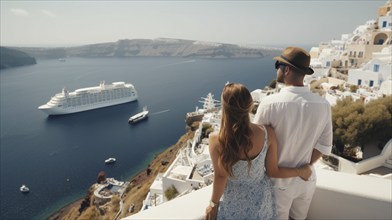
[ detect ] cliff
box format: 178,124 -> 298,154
0,47 -> 37,69
15,38 -> 281,59
47,130 -> 196,220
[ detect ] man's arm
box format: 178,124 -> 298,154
310,149 -> 323,165
253,102 -> 270,125
312,104 -> 333,163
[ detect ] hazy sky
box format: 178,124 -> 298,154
0,1 -> 386,47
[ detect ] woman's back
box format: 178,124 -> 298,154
216,125 -> 277,220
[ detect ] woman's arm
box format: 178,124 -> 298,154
205,134 -> 228,220
265,126 -> 312,180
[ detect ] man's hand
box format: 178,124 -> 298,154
298,164 -> 312,181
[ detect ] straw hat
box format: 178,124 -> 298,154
274,47 -> 314,75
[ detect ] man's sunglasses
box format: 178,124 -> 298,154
275,61 -> 287,69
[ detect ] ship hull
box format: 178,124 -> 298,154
39,96 -> 137,115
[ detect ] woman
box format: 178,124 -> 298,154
205,83 -> 311,220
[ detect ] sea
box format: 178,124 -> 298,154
0,56 -> 279,219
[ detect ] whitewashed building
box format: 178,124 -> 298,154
140,94 -> 220,211
347,46 -> 392,88
348,59 -> 387,87
378,1 -> 392,32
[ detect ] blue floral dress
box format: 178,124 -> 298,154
217,126 -> 277,220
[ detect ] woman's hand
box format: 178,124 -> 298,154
205,205 -> 218,220
297,164 -> 312,181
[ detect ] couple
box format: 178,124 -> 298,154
205,47 -> 333,220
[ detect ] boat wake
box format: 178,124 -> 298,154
150,109 -> 170,116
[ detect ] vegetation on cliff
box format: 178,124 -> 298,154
331,95 -> 392,159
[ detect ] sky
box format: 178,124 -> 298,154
0,0 -> 387,47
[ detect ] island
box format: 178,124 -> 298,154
0,47 -> 37,69
13,38 -> 282,59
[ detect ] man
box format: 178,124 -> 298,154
254,47 -> 333,220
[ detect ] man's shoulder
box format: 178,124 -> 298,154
260,93 -> 281,103
307,92 -> 331,105
260,91 -> 330,106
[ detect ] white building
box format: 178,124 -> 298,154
140,95 -> 221,211
348,59 -> 386,87
378,4 -> 392,32
347,46 -> 392,88
317,48 -> 340,68
380,79 -> 392,95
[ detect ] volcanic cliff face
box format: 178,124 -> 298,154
14,38 -> 282,59
0,47 -> 37,69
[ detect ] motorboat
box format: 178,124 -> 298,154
20,185 -> 29,193
128,106 -> 149,124
105,158 -> 116,164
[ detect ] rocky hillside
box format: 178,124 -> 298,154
15,38 -> 281,59
0,47 -> 37,69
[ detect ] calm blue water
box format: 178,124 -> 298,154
0,57 -> 276,219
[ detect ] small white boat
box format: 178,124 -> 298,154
20,185 -> 29,193
128,106 -> 149,124
105,158 -> 116,164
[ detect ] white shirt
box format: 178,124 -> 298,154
254,86 -> 332,187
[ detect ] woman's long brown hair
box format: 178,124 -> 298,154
218,83 -> 253,177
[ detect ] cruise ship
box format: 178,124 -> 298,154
38,81 -> 138,115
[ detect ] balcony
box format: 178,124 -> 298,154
123,167 -> 392,220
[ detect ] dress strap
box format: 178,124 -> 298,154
260,125 -> 269,153
262,125 -> 268,147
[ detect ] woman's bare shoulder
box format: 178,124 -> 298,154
250,123 -> 265,135
264,125 -> 276,136
209,131 -> 219,142
208,132 -> 220,150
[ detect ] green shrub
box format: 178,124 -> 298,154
164,185 -> 178,201
332,96 -> 392,151
349,85 -> 358,93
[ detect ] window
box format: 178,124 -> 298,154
326,61 -> 330,67
369,80 -> 374,87
378,39 -> 384,45
383,21 -> 387,28
358,52 -> 363,58
374,64 -> 380,72
349,51 -> 352,57
358,79 -> 362,85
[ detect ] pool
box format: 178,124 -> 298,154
106,184 -> 122,193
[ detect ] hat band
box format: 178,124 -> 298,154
280,55 -> 307,71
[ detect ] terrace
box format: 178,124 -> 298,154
124,166 -> 392,220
